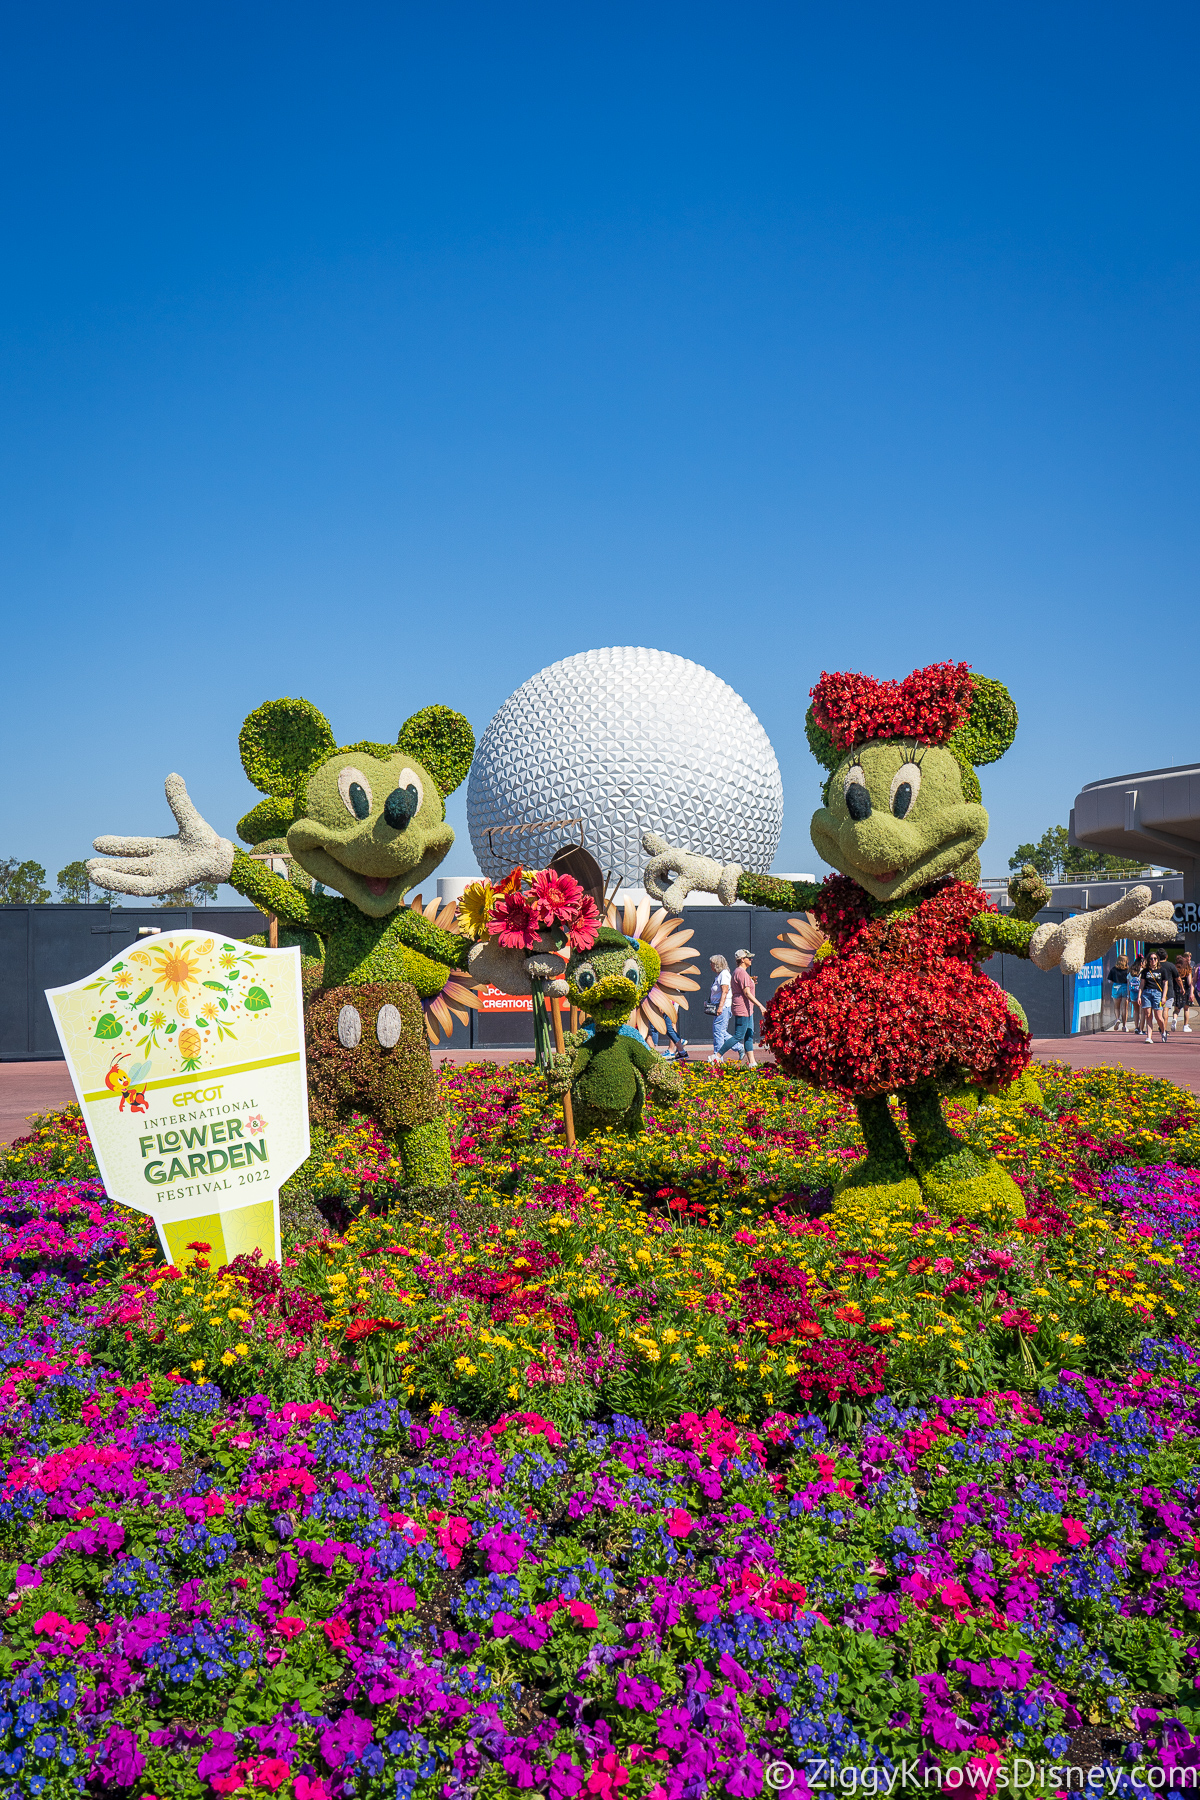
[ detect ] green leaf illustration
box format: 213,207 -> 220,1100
245,987 -> 272,1012
94,1014 -> 122,1040
138,1013 -> 148,1026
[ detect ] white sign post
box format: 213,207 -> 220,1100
46,930 -> 309,1267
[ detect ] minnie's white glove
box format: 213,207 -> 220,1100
1030,885 -> 1179,975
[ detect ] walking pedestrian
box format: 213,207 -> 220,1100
1109,955 -> 1131,1031
1130,954 -> 1145,1033
719,949 -> 765,1065
1164,954 -> 1184,1033
1178,951 -> 1196,1033
648,1013 -> 688,1060
1141,952 -> 1168,1043
706,955 -> 732,1062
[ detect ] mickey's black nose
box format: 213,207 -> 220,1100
384,784 -> 419,829
845,783 -> 872,821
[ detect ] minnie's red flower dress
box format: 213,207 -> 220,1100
762,875 -> 1032,1100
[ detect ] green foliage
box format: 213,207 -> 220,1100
236,794 -> 296,846
0,857 -> 50,903
395,1115 -> 454,1184
736,872 -> 822,910
396,704 -> 475,798
56,859 -> 93,904
1007,863 -> 1053,921
238,696 -> 336,796
804,703 -> 840,772
1009,824 -> 1151,881
972,911 -> 1037,956
949,673 -> 1018,766
306,980 -> 442,1140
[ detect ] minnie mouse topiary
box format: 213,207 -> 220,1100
644,662 -> 1179,1222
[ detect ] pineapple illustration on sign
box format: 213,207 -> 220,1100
46,932 -> 309,1270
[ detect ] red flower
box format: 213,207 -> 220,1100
835,1304 -> 866,1325
490,888 -> 543,950
810,662 -> 974,752
868,1322 -> 895,1336
530,868 -> 583,925
761,879 -> 1031,1099
566,894 -> 599,950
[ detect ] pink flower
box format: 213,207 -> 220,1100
246,1115 -> 267,1135
490,889 -> 543,949
531,869 -> 584,925
931,1257 -> 954,1275
1062,1517 -> 1091,1546
566,895 -> 599,949
274,1616 -> 307,1640
666,1508 -> 694,1538
587,1752 -> 630,1798
247,1758 -> 293,1792
295,1781 -> 332,1800
323,1617 -> 353,1649
569,1600 -> 599,1628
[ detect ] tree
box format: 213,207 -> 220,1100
1009,825 -> 1152,881
57,860 -> 94,904
155,881 -> 219,906
0,859 -> 51,903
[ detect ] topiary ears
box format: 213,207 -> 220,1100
238,697 -> 336,847
396,705 -> 475,798
949,675 -> 1018,768
804,707 -> 840,773
240,697 -> 336,794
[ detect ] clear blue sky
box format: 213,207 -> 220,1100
3,2 -> 1198,897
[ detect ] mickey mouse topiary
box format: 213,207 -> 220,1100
88,698 -> 480,1186
645,661 -> 1179,1224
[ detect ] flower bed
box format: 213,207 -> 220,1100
3,1061 -> 1200,1795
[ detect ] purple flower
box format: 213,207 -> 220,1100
320,1710 -> 375,1770
90,1725 -> 145,1789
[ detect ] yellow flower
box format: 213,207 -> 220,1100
190,1358 -> 205,1372
234,1341 -> 250,1357
221,1351 -> 236,1366
457,880 -> 495,940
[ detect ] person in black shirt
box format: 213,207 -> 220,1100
1141,953 -> 1168,1043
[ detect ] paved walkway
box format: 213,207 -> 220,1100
1027,1029 -> 1200,1095
4,1030 -> 1200,1142
0,1062 -> 77,1144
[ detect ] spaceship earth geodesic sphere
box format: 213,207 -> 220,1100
466,647 -> 784,886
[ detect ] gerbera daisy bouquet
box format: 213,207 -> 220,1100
456,866 -> 599,954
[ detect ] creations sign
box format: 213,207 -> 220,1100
477,984 -> 567,1014
46,932 -> 309,1268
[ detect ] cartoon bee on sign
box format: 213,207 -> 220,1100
104,1053 -> 153,1114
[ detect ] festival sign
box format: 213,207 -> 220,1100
46,932 -> 308,1267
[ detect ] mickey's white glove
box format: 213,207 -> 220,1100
1030,884 -> 1179,975
642,832 -> 742,915
88,775 -> 235,898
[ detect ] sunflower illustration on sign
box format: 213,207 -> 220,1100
150,941 -> 204,1001
79,937 -> 278,1076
